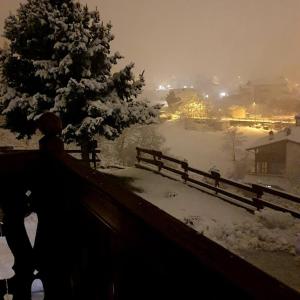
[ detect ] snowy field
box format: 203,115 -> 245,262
158,120 -> 266,177
103,167 -> 300,292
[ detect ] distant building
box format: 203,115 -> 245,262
239,78 -> 290,103
222,77 -> 299,116
246,115 -> 300,189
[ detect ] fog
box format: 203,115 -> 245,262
1,0 -> 300,87
1,3 -> 300,295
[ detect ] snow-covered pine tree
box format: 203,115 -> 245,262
0,0 -> 160,160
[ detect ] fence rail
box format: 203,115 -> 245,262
136,147 -> 300,218
0,146 -> 100,167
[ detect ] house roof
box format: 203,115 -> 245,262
247,126 -> 300,150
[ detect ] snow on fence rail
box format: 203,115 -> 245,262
136,147 -> 300,218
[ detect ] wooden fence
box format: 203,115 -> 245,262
0,146 -> 100,168
65,149 -> 100,168
136,147 -> 300,218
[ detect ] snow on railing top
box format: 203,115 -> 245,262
136,147 -> 300,218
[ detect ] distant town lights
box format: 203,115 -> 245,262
219,92 -> 228,98
157,84 -> 173,91
157,85 -> 166,91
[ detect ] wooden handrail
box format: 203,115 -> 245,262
1,149 -> 300,299
0,146 -> 101,166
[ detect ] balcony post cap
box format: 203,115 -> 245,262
37,112 -> 62,136
37,113 -> 64,154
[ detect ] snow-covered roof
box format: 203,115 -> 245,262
247,126 -> 300,150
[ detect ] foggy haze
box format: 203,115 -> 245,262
1,0 -> 300,87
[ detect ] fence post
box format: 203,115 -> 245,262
181,160 -> 189,183
89,140 -> 98,169
252,184 -> 264,210
155,151 -> 163,172
136,148 -> 141,163
210,171 -> 220,194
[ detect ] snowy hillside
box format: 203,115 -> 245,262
103,166 -> 300,292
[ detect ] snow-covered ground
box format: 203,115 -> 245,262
103,166 -> 300,292
158,120 -> 266,177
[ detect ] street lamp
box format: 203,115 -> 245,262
252,102 -> 256,123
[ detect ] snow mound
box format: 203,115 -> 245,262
255,209 -> 295,229
186,209 -> 300,254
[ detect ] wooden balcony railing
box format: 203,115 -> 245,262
0,114 -> 300,299
0,146 -> 100,168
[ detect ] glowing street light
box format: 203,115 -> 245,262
252,102 -> 257,122
157,85 -> 167,91
219,92 -> 228,98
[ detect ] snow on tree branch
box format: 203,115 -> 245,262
0,0 -> 160,144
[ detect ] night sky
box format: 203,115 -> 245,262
1,0 -> 300,87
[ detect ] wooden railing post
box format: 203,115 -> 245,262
136,147 -> 141,163
252,184 -> 264,210
90,140 -> 98,169
181,160 -> 189,183
37,112 -> 64,155
210,170 -> 221,194
156,151 -> 163,172
35,113 -> 75,299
